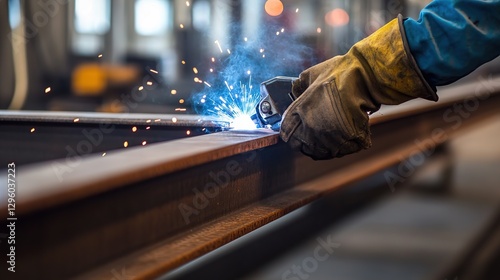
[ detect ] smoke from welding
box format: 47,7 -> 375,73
192,23 -> 312,129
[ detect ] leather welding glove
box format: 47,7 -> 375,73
280,15 -> 437,160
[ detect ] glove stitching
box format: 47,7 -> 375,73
280,113 -> 300,142
327,80 -> 357,138
295,135 -> 329,155
280,86 -> 309,142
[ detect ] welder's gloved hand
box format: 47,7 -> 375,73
280,15 -> 437,160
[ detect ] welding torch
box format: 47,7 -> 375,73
251,76 -> 297,130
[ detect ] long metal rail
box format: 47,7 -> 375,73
1,77 -> 500,279
0,112 -> 229,166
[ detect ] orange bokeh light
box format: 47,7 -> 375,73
265,0 -> 284,17
325,8 -> 350,27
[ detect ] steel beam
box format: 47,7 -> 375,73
1,77 -> 500,279
0,112 -> 228,165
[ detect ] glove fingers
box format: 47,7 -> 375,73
280,80 -> 371,160
291,77 -> 308,99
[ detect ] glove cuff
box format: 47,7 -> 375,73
398,14 -> 438,101
349,15 -> 438,105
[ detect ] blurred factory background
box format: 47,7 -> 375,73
2,2 -> 500,280
4,0 -> 492,114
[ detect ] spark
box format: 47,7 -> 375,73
194,31 -> 294,130
194,77 -> 200,83
139,86 -> 144,91
171,89 -> 177,95
276,31 -> 280,35
181,60 -> 186,64
102,152 -> 106,156
172,117 -> 178,123
180,24 -> 184,28
186,130 -> 191,135
154,119 -> 161,122
204,81 -> 212,87
142,141 -> 147,146
195,76 -> 259,130
45,87 -> 51,94
132,126 -> 138,132
147,81 -> 153,86
146,126 -> 151,130
98,54 -> 103,58
179,99 -> 185,104
193,67 -> 198,74
73,118 -> 80,123
150,69 -> 158,74
186,1 -> 190,7
30,128 -> 35,133
296,8 -> 299,13
175,108 -> 187,112
146,119 -> 152,123
231,115 -> 256,130
123,141 -> 129,148
215,40 -> 223,53
317,27 -> 322,33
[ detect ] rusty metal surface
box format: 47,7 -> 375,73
0,129 -> 279,217
0,112 -> 229,166
1,77 -> 500,279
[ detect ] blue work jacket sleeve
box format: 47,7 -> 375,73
403,0 -> 500,87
